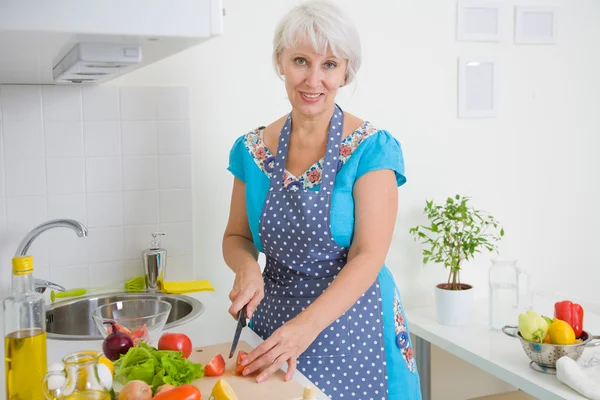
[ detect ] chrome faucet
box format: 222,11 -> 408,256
15,219 -> 88,294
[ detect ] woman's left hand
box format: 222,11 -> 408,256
240,316 -> 319,383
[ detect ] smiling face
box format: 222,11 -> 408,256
278,41 -> 348,119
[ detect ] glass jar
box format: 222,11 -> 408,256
489,259 -> 530,330
42,351 -> 111,400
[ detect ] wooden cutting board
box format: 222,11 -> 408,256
188,341 -> 306,399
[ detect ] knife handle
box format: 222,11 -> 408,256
239,304 -> 248,327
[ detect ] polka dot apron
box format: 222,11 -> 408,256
252,105 -> 389,399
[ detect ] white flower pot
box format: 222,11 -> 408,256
434,283 -> 474,327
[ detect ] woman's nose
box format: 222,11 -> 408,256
304,66 -> 322,88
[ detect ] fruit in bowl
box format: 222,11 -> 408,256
92,299 -> 172,349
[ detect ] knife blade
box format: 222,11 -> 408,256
229,304 -> 248,359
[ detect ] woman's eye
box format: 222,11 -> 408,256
295,58 -> 307,65
324,61 -> 337,69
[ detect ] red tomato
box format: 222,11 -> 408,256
158,333 -> 193,358
204,354 -> 225,376
235,350 -> 248,374
152,384 -> 201,400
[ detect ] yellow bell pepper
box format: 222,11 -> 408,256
548,318 -> 576,345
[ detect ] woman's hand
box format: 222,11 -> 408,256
240,316 -> 319,383
228,262 -> 264,320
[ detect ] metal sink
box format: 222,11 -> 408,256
45,292 -> 204,341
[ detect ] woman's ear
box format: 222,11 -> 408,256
340,74 -> 348,87
278,54 -> 285,75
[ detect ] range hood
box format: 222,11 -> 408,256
0,0 -> 224,84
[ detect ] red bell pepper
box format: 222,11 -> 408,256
554,300 -> 584,338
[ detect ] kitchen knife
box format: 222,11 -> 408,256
229,304 -> 248,359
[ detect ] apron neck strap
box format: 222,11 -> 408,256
269,104 -> 345,194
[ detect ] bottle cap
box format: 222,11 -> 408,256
150,232 -> 166,249
12,256 -> 34,276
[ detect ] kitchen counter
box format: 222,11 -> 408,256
406,296 -> 600,400
43,291 -> 328,399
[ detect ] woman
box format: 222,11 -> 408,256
222,1 -> 422,398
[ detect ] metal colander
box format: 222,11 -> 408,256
502,325 -> 600,369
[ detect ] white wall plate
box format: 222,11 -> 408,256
458,56 -> 498,118
457,1 -> 503,42
515,6 -> 558,44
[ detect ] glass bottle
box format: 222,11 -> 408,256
3,256 -> 48,400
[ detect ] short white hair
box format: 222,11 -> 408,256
272,0 -> 362,85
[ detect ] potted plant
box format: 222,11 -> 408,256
409,194 -> 504,326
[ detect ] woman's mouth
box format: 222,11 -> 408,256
300,92 -> 323,102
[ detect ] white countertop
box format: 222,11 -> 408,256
29,292 -> 328,400
406,299 -> 600,400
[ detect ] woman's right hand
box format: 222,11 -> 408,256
228,262 -> 264,320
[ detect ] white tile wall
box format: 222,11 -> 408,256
82,86 -> 120,122
45,121 -> 84,157
46,158 -> 86,194
123,156 -> 158,191
0,198 -> 6,233
0,85 -> 42,121
86,158 -> 123,192
0,124 -> 5,199
158,155 -> 192,189
3,120 -> 45,159
0,85 -> 193,296
84,122 -> 121,157
122,121 -> 158,155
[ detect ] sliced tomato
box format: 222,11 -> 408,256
204,354 -> 225,377
131,324 -> 150,345
106,323 -> 133,336
151,384 -> 201,400
235,350 -> 248,375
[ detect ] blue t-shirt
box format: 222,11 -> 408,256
227,123 -> 407,253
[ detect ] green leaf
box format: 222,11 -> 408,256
115,341 -> 203,388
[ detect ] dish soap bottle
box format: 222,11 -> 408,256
142,232 -> 166,292
3,255 -> 47,400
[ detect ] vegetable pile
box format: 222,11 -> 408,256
118,380 -> 201,400
517,300 -> 585,345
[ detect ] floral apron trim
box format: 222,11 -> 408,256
394,289 -> 417,374
244,120 -> 379,191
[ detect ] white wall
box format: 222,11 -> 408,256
114,0 -> 600,306
113,0 -> 600,398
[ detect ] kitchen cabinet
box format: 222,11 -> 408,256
0,0 -> 224,84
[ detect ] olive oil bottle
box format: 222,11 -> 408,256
3,256 -> 47,400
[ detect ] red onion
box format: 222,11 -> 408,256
102,321 -> 134,361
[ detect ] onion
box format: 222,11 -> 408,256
118,380 -> 152,400
154,384 -> 175,396
102,321 -> 134,361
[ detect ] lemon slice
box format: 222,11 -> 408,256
210,379 -> 238,400
303,385 -> 317,400
89,351 -> 115,376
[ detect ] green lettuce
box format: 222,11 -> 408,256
114,342 -> 203,388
